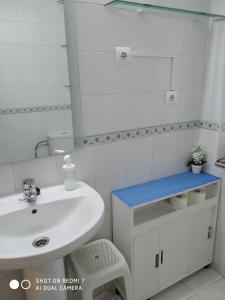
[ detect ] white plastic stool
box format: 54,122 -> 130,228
70,239 -> 133,300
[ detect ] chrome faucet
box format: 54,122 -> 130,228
20,178 -> 40,203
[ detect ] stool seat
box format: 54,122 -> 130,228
70,239 -> 133,300
72,240 -> 120,276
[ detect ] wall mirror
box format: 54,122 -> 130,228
0,0 -> 80,165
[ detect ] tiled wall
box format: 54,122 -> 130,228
0,0 -> 209,239
0,0 -> 211,298
0,0 -> 72,164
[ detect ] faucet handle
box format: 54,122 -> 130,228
23,178 -> 40,197
23,178 -> 36,187
20,178 -> 40,202
36,187 -> 41,195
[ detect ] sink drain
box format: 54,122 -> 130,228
32,237 -> 49,248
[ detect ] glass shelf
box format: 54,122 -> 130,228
105,0 -> 225,19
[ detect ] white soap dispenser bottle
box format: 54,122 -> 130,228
63,155 -> 77,191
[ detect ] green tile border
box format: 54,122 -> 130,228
0,104 -> 223,146
81,119 -> 225,145
199,120 -> 221,131
81,120 -> 201,145
0,104 -> 71,115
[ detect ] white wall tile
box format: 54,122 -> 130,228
124,137 -> 153,172
125,166 -> 151,186
178,90 -> 203,122
16,0 -> 40,22
0,45 -> 23,67
155,58 -> 171,90
87,3 -> 124,52
22,45 -> 43,67
90,52 -> 125,95
12,156 -> 58,191
93,208 -> 112,241
123,11 -> 184,55
0,20 -> 20,44
151,161 -> 177,181
125,57 -> 157,93
0,164 -> 15,196
123,10 -> 155,51
124,92 -> 156,128
2,67 -> 26,87
180,56 -> 206,90
42,46 -> 67,67
45,67 -> 68,86
74,3 -> 89,51
4,87 -> 28,107
95,174 -> 126,209
182,18 -> 209,55
38,0 -> 62,24
24,67 -> 46,86
79,51 -> 90,96
176,129 -> 199,161
44,87 -> 71,105
0,0 -> 17,21
81,96 -> 93,136
19,22 -> 41,45
94,142 -> 125,180
86,92 -> 156,135
148,13 -> 185,55
84,94 -> 126,134
152,132 -> 177,164
39,23 -> 65,46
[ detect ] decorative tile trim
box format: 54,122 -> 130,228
81,120 -> 201,145
0,104 -> 71,115
199,120 -> 221,131
0,106 -> 223,146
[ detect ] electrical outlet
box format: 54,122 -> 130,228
165,91 -> 178,105
116,47 -> 131,65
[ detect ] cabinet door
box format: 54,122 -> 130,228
186,208 -> 213,273
133,229 -> 160,300
159,218 -> 189,290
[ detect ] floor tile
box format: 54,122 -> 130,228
94,291 -> 121,300
197,279 -> 225,300
151,282 -> 193,300
182,268 -> 222,293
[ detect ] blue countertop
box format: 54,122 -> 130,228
113,172 -> 220,207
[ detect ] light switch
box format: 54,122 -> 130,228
116,47 -> 131,65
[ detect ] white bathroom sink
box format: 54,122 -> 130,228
0,182 -> 104,270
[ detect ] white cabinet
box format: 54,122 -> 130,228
133,220 -> 189,299
187,209 -> 213,273
159,217 -> 189,290
113,175 -> 220,300
134,230 -> 159,299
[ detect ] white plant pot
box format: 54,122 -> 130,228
191,164 -> 202,174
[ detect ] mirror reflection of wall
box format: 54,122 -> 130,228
0,0 -> 74,165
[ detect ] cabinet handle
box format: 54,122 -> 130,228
161,250 -> 164,265
155,254 -> 159,268
208,226 -> 213,239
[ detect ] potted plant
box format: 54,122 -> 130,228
188,144 -> 207,174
